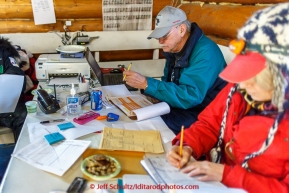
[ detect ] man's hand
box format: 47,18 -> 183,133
123,70 -> 147,89
181,161 -> 224,182
167,145 -> 193,169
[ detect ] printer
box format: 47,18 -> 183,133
35,54 -> 90,81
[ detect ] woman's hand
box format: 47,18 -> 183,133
181,161 -> 224,182
166,145 -> 193,169
123,70 -> 147,89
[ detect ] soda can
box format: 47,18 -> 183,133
91,90 -> 102,111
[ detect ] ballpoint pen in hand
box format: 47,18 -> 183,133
178,125 -> 184,170
123,63 -> 132,81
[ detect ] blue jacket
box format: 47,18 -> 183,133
144,23 -> 227,110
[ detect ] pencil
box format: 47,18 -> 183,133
178,125 -> 184,170
123,63 -> 132,81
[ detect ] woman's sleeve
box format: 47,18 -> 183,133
222,164 -> 289,193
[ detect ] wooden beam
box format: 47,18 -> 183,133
0,20 -> 103,33
0,0 -> 172,19
180,4 -> 267,39
184,0 -> 286,4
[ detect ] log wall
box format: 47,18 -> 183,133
0,0 -> 286,60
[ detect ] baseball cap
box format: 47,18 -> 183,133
147,6 -> 187,40
219,52 -> 266,83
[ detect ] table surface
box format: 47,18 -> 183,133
0,83 -> 171,193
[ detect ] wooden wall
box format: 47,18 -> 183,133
0,0 -> 287,61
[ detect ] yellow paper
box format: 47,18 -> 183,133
99,127 -> 164,153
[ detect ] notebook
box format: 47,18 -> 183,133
85,47 -> 137,91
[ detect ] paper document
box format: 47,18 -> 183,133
0,74 -> 24,113
31,0 -> 56,25
110,94 -> 170,121
112,117 -> 175,143
141,157 -> 247,193
99,127 -> 164,153
13,138 -> 90,176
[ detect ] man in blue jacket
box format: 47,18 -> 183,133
123,6 -> 227,134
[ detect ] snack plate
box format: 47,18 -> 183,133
31,88 -> 54,96
81,155 -> 121,181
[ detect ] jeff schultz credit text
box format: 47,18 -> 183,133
90,183 -> 199,190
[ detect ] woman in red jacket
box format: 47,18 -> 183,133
167,3 -> 289,193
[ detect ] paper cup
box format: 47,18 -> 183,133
78,82 -> 89,93
25,101 -> 37,115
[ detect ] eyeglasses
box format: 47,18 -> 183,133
229,39 -> 289,55
156,25 -> 181,41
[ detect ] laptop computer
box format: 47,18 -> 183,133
85,47 -> 137,91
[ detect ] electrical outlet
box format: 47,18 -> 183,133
65,21 -> 72,26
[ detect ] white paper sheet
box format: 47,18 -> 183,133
0,74 -> 24,113
27,120 -> 106,142
48,77 -> 79,86
12,139 -> 90,176
133,102 -> 170,121
31,0 -> 56,25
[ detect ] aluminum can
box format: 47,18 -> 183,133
91,90 -> 102,111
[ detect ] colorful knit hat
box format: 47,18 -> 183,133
212,3 -> 289,169
238,3 -> 289,112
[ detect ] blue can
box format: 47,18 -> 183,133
91,90 -> 102,111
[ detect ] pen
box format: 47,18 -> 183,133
123,63 -> 132,81
40,119 -> 65,124
178,125 -> 184,170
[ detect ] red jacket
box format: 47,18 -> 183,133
173,83 -> 289,193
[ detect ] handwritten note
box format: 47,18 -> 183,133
112,117 -> 176,143
99,127 -> 164,153
31,0 -> 56,25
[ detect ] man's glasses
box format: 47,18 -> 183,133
156,25 -> 181,41
229,39 -> 289,55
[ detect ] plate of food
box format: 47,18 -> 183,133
31,88 -> 54,96
81,154 -> 121,181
